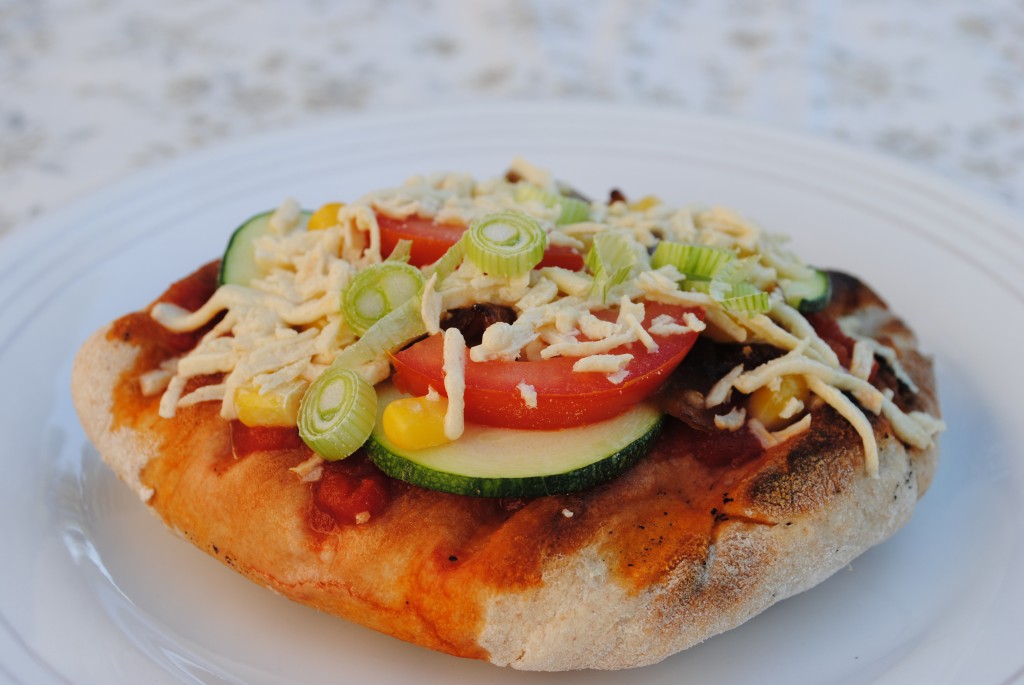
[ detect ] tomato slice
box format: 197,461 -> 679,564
377,214 -> 585,271
391,303 -> 703,429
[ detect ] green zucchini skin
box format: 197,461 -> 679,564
365,386 -> 664,498
366,420 -> 661,498
783,268 -> 832,313
219,210 -> 311,286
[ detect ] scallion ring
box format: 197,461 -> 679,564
651,242 -> 735,279
298,367 -> 377,461
721,284 -> 771,314
586,231 -> 637,303
514,184 -> 591,225
464,211 -> 546,276
343,262 -> 425,336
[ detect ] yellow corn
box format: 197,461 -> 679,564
747,375 -> 809,431
628,195 -> 661,212
235,379 -> 307,427
307,202 -> 344,231
382,395 -> 451,451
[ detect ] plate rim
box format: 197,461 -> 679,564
1,102 -> 1022,685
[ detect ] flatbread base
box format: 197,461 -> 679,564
72,266 -> 939,670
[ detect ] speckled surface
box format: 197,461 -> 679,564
3,0 -> 1023,237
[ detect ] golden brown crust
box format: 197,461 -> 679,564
71,267 -> 939,671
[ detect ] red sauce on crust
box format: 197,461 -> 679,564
313,454 -> 392,527
230,421 -> 306,458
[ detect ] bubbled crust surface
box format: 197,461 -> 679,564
71,266 -> 939,671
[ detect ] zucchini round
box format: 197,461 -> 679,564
366,384 -> 663,498
219,209 -> 311,286
782,268 -> 832,313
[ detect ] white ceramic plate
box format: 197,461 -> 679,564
1,104 -> 1022,685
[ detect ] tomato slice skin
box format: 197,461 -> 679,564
391,303 -> 703,429
377,214 -> 585,271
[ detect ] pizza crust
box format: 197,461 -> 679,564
479,431 -> 928,670
71,268 -> 939,671
72,327 -> 157,501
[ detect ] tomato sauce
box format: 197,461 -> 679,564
312,454 -> 392,527
230,421 -> 306,458
231,422 -> 394,528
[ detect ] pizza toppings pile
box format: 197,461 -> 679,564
141,159 -> 942,499
72,160 -> 945,670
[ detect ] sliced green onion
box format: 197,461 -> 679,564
651,242 -> 735,279
464,211 -> 546,276
555,197 -> 591,225
514,183 -> 591,225
334,297 -> 427,370
682,278 -> 712,294
424,235 -> 467,282
343,262 -> 425,335
721,284 -> 771,314
298,367 -> 377,460
677,254 -> 770,314
586,231 -> 637,303
386,238 -> 414,263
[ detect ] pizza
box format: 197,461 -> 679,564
71,159 -> 943,671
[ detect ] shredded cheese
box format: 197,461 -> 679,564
572,354 -> 633,375
771,413 -> 812,444
715,407 -> 746,432
421,272 -> 442,335
442,328 -> 467,441
517,382 -> 538,409
143,160 -> 943,482
806,376 -> 880,477
706,364 -> 744,408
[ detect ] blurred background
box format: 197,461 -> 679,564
2,0 -> 1022,238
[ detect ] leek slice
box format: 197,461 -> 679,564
298,367 -> 377,460
651,242 -> 735,279
424,236 -> 467,282
334,297 -> 428,370
586,231 -> 637,303
464,211 -> 546,276
721,283 -> 771,314
556,197 -> 591,225
514,184 -> 591,225
386,238 -> 414,263
343,262 -> 425,335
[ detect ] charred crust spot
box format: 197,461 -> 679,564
745,408 -> 858,517
823,271 -> 886,315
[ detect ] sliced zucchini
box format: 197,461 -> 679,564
218,209 -> 311,286
781,268 -> 831,313
366,384 -> 663,498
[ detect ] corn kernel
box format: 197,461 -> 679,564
382,395 -> 451,451
307,202 -> 344,231
235,380 -> 307,427
628,195 -> 661,212
747,375 -> 809,431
